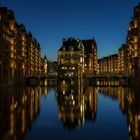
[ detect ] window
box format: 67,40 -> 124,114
65,54 -> 70,59
60,55 -> 64,58
73,54 -> 78,59
80,57 -> 83,63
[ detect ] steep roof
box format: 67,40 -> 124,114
82,39 -> 97,53
59,38 -> 82,51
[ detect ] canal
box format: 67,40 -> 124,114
0,80 -> 139,140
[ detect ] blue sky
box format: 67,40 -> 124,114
1,0 -> 140,60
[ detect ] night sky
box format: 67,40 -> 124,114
1,0 -> 140,60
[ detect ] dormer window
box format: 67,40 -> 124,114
70,46 -> 74,51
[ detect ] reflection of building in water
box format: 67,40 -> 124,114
98,87 -> 140,140
95,80 -> 120,87
0,87 -> 41,140
57,79 -> 98,129
124,89 -> 140,140
84,87 -> 98,121
41,86 -> 48,97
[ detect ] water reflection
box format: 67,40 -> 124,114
98,87 -> 140,140
0,80 -> 140,140
0,87 -> 42,140
57,79 -> 98,129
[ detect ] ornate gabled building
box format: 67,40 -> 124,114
58,38 -> 98,78
58,38 -> 85,78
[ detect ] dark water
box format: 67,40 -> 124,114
0,80 -> 140,140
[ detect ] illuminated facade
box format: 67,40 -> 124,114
98,3 -> 140,77
58,38 -> 98,77
126,3 -> 140,75
32,39 -> 41,76
41,55 -> 47,76
118,44 -> 128,75
58,38 -> 85,78
98,54 -> 118,74
0,7 -> 46,85
0,8 -> 17,84
82,39 -> 98,75
16,24 -> 27,79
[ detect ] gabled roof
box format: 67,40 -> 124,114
59,38 -> 82,51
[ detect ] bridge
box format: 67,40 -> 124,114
86,73 -> 128,79
84,73 -> 130,86
26,73 -> 58,86
25,72 -> 130,87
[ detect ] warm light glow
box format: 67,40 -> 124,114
134,19 -> 138,28
10,38 -> 14,44
9,21 -> 14,30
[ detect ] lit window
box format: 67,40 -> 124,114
10,22 -> 14,30
134,20 -> 138,28
10,62 -> 14,68
134,36 -> 138,43
134,45 -> 137,50
63,91 -> 65,95
80,57 -> 83,63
